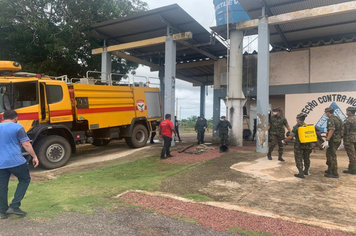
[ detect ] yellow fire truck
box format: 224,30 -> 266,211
0,61 -> 162,169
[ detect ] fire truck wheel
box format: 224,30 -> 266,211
125,124 -> 148,148
34,135 -> 72,169
92,139 -> 111,146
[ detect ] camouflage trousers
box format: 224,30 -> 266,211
326,141 -> 341,171
344,141 -> 356,166
268,133 -> 284,154
219,132 -> 228,145
294,148 -> 310,170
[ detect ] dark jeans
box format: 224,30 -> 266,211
161,135 -> 172,158
175,127 -> 181,141
0,163 -> 31,213
150,132 -> 156,142
197,130 -> 205,144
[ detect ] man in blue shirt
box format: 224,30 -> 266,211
0,110 -> 39,219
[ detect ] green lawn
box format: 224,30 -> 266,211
9,156 -> 193,219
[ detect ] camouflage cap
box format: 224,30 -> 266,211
221,116 -> 226,119
296,113 -> 306,119
272,107 -> 281,112
324,107 -> 334,113
347,106 -> 356,112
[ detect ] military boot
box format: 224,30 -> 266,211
303,166 -> 310,176
267,152 -> 272,160
278,154 -> 285,162
344,164 -> 356,174
343,164 -> 351,174
325,166 -> 331,174
294,168 -> 305,179
325,169 -> 339,178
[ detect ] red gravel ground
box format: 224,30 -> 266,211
161,144 -> 255,165
120,192 -> 351,236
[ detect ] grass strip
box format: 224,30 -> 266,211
8,156 -> 193,219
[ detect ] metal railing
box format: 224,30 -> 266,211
54,71 -> 161,88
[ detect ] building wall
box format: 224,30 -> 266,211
310,43 -> 356,83
270,50 -> 309,85
270,42 -> 356,86
214,42 -> 356,89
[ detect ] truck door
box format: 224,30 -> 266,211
45,81 -> 73,124
39,82 -> 50,123
4,80 -> 40,131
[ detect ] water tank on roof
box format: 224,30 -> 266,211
214,0 -> 250,26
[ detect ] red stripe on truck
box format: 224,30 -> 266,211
77,106 -> 135,114
50,110 -> 72,117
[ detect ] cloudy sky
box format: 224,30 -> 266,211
134,0 -> 258,120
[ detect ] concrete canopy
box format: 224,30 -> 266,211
90,4 -> 227,86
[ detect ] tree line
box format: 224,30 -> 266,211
179,116 -> 213,130
0,0 -> 147,77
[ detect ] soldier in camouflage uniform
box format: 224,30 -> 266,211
267,107 -> 291,161
323,107 -> 343,178
343,106 -> 356,174
215,116 -> 232,145
283,113 -> 311,179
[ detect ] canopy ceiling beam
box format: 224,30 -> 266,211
178,41 -> 218,60
151,60 -> 214,72
92,32 -> 193,55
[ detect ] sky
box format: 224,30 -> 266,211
133,0 -> 258,120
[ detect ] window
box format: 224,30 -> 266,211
13,82 -> 38,109
46,85 -> 63,104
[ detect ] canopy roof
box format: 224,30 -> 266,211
211,0 -> 356,50
91,4 -> 228,85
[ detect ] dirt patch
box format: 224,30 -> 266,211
120,192 -> 351,236
162,144 -> 255,165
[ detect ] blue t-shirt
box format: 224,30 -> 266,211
0,122 -> 30,169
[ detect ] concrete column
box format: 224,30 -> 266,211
200,85 -> 206,117
226,30 -> 245,147
164,31 -> 176,146
256,14 -> 270,153
101,41 -> 112,83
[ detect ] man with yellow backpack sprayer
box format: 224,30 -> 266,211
283,113 -> 314,179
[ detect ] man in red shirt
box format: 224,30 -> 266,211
159,114 -> 176,159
